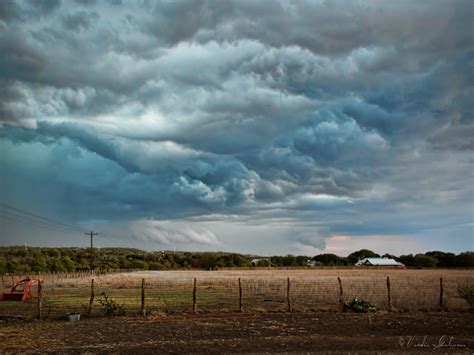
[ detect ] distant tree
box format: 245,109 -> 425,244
48,257 -> 67,272
295,255 -> 309,266
48,248 -> 61,258
399,254 -> 415,267
454,252 -> 474,267
270,256 -> 284,267
199,253 -> 218,270
383,253 -> 399,260
256,259 -> 271,267
314,253 -> 344,266
6,259 -> 20,273
231,254 -> 251,267
15,249 -> 28,258
425,251 -> 456,267
347,249 -> 380,264
129,259 -> 148,270
412,254 -> 437,268
29,256 -> 47,272
61,256 -> 76,272
216,255 -> 233,268
190,258 -> 201,269
0,257 -> 6,274
282,254 -> 298,267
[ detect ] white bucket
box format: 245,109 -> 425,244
66,312 -> 80,321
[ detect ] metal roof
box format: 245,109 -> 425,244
356,257 -> 404,266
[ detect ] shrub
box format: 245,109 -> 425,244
98,292 -> 125,316
457,284 -> 474,310
344,297 -> 377,313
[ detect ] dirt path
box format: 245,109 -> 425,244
1,312 -> 473,353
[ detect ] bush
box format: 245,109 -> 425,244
457,284 -> 474,310
344,297 -> 377,313
98,293 -> 125,316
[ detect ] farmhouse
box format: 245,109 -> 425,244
355,257 -> 405,268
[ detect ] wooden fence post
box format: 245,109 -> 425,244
439,277 -> 444,311
88,279 -> 95,315
37,280 -> 43,320
386,276 -> 393,311
192,278 -> 197,314
141,278 -> 146,316
286,277 -> 292,312
238,278 -> 243,312
337,277 -> 344,311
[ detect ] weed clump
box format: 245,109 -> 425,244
98,292 -> 125,316
344,297 -> 377,313
457,284 -> 474,310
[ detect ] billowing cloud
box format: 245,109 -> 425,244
0,0 -> 472,255
130,220 -> 220,246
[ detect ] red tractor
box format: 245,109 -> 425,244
1,277 -> 41,302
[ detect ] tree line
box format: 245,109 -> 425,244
0,246 -> 472,274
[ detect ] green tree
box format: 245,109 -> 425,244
6,259 -> 20,273
61,256 -> 76,272
29,256 -> 47,272
48,248 -> 61,258
47,258 -> 65,272
347,249 -> 380,264
455,252 -> 474,267
129,259 -> 148,270
256,259 -> 271,267
412,254 -> 437,268
313,253 -> 345,266
0,257 -> 7,274
425,251 -> 456,267
199,253 -> 218,270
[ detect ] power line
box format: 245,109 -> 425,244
0,209 -> 82,233
0,203 -> 83,232
0,213 -> 82,235
0,203 -> 134,251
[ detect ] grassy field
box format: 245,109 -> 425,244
1,269 -> 473,319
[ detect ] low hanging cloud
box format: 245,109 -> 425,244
130,220 -> 220,246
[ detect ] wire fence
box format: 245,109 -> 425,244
0,270 -> 472,320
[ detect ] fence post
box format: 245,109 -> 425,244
88,278 -> 95,315
238,278 -> 243,312
439,277 -> 444,311
141,278 -> 146,316
386,276 -> 393,311
37,280 -> 43,320
286,277 -> 292,312
192,278 -> 197,314
337,277 -> 344,311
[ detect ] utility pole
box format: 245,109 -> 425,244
85,231 -> 98,272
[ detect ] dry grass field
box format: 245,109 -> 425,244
1,268 -> 473,319
1,269 -> 473,353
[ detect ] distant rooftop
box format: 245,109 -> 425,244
356,257 -> 404,266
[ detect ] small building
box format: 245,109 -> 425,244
251,258 -> 271,266
355,257 -> 405,268
307,260 -> 317,267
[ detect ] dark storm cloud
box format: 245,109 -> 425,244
0,0 -> 472,253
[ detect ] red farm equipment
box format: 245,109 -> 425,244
1,277 -> 41,302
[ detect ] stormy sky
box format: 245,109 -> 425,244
0,0 -> 473,255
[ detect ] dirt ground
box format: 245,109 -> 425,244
1,312 -> 473,354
